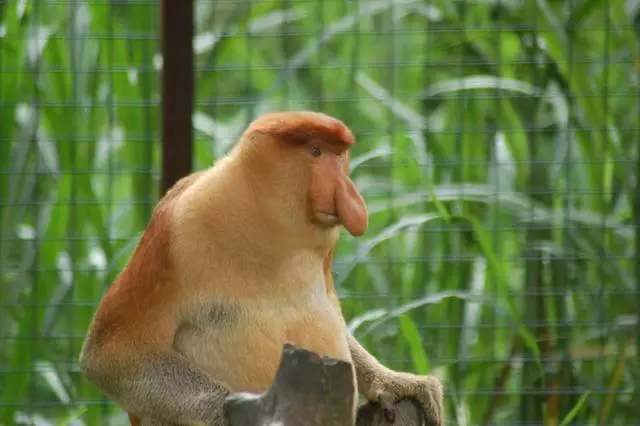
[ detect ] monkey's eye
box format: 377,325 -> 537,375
310,146 -> 322,157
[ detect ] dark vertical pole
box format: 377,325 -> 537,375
635,68 -> 640,414
160,0 -> 194,195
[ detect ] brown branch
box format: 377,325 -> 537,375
224,343 -> 424,426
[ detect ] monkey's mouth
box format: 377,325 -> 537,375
314,211 -> 340,227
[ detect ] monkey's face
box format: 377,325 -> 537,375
304,141 -> 368,238
239,111 -> 369,243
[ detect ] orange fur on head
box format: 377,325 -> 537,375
246,110 -> 356,148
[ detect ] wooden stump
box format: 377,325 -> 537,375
224,344 -> 424,426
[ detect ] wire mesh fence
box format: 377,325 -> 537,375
1,0 -> 638,425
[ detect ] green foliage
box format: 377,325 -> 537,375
1,0 -> 638,425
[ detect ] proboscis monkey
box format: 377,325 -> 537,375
79,111 -> 444,426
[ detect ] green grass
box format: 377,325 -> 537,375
1,0 -> 638,425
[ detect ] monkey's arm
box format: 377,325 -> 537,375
79,251 -> 233,423
81,344 -> 231,424
79,171 -> 238,425
323,251 -> 443,424
79,290 -> 233,426
347,333 -> 393,398
347,333 -> 444,425
322,251 -> 390,398
322,251 -> 391,398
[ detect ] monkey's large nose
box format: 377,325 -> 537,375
334,174 -> 368,237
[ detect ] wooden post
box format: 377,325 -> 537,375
160,0 -> 194,195
224,344 -> 425,426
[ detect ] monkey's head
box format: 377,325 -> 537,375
236,111 -> 369,245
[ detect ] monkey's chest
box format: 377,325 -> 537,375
173,294 -> 352,393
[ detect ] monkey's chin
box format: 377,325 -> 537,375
314,211 -> 340,228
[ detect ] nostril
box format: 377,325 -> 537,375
314,211 -> 339,227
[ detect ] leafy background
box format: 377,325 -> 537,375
1,0 -> 638,425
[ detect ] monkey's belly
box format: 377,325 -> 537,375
173,301 -> 353,393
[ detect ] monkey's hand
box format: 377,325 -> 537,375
366,371 -> 444,426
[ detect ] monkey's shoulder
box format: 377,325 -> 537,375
159,171 -> 206,206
